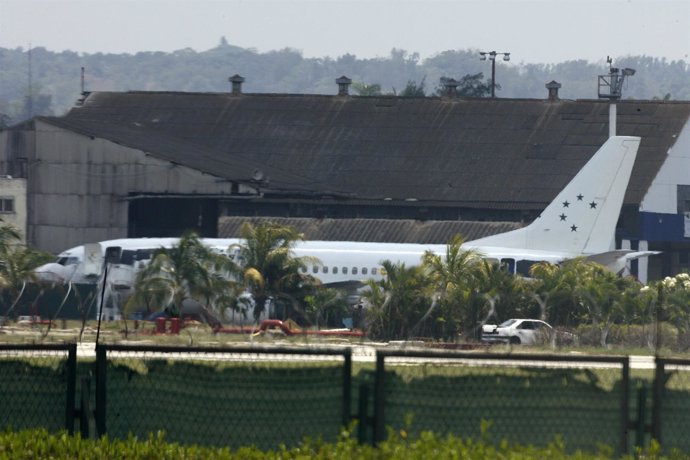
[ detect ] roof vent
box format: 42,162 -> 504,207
229,74 -> 245,95
336,76 -> 352,96
545,80 -> 562,101
441,77 -> 458,98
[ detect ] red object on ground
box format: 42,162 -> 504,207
155,317 -> 166,334
169,318 -> 180,334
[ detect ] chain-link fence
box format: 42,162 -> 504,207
373,350 -> 630,454
6,343 -> 690,454
653,357 -> 690,453
94,344 -> 352,449
0,344 -> 76,434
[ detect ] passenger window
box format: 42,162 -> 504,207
312,266 -> 319,274
372,267 -> 377,275
333,266 -> 338,274
342,267 -> 348,275
352,267 -> 358,275
516,260 -> 539,277
362,267 -> 368,275
301,266 -> 307,273
322,266 -> 329,274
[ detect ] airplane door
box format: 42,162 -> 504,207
83,243 -> 103,277
500,258 -> 515,274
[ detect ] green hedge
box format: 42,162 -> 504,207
0,428 -> 685,460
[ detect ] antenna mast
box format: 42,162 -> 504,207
598,56 -> 636,137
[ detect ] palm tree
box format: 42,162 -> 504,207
422,235 -> 482,340
129,231 -> 241,325
471,259 -> 531,325
529,259 -> 590,326
232,222 -> 318,322
0,224 -> 53,318
362,260 -> 434,340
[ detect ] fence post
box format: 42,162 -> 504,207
635,385 -> 647,449
620,358 -> 630,455
342,348 -> 352,428
95,344 -> 107,437
65,343 -> 77,434
80,377 -> 91,438
652,359 -> 664,444
373,353 -> 386,444
358,383 -> 370,445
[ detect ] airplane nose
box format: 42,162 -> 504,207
34,263 -> 71,283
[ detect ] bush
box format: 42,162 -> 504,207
575,323 -> 678,350
0,427 -> 684,459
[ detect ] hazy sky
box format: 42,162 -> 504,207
1,0 -> 688,64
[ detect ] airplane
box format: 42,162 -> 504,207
33,136 -> 651,320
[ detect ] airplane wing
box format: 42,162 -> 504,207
586,250 -> 660,274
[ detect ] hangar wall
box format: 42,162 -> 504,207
0,120 -> 237,252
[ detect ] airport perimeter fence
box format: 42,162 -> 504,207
0,344 -> 77,434
93,344 -> 352,449
652,357 -> 690,453
2,343 -> 690,454
373,350 -> 631,454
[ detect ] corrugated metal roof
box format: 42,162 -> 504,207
42,92 -> 690,209
218,216 -> 521,244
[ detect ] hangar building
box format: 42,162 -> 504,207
1,76 -> 689,282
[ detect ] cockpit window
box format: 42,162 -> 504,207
56,257 -> 79,266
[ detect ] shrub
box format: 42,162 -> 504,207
0,427 -> 684,459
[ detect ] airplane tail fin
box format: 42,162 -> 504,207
468,136 -> 641,255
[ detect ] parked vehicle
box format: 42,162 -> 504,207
481,319 -> 554,345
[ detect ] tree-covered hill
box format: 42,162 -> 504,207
1,38 -> 688,126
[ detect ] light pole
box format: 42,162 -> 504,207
479,51 -> 510,98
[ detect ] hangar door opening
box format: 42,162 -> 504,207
128,198 -> 218,238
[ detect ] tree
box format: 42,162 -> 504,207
573,262 -> 639,346
129,231 -> 240,325
362,260 -> 433,340
0,224 -> 53,318
422,235 -> 483,339
436,73 -> 494,97
233,222 -> 318,322
303,287 -> 349,328
398,77 -> 426,97
0,113 -> 11,129
529,259 -> 589,326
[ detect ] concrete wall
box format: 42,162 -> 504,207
0,177 -> 27,239
11,121 -> 239,252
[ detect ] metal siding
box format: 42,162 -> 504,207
27,123 -> 235,252
639,212 -> 686,242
